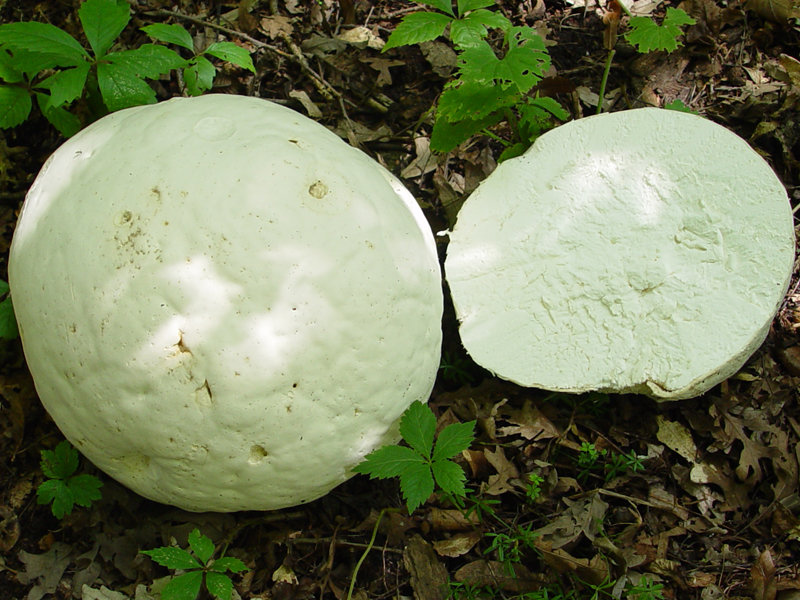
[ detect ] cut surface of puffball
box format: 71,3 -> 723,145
9,94 -> 443,511
445,108 -> 795,400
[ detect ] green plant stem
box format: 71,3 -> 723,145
346,508 -> 391,600
596,49 -> 616,114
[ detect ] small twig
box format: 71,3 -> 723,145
278,31 -> 339,101
291,535 -> 402,553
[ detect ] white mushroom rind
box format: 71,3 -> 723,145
10,94 -> 443,511
445,108 -> 795,400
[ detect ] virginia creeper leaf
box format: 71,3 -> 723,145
383,12 -> 453,51
141,23 -> 195,51
78,0 -> 130,58
0,22 -> 88,65
399,400 -> 436,458
432,420 -> 476,462
161,571 -> 203,600
188,529 -> 214,564
0,85 -> 31,128
204,42 -> 255,72
141,547 -> 202,570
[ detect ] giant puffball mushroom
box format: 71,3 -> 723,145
445,108 -> 795,400
9,94 -> 443,512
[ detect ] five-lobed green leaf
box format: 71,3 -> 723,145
355,401 -> 475,513
625,7 -> 695,53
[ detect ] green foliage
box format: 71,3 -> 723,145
36,441 -> 102,518
0,280 -> 18,340
0,0 -> 254,134
141,23 -> 255,96
625,7 -> 695,53
625,576 -> 665,600
525,472 -> 544,503
383,1 -> 567,154
665,98 -> 697,113
483,523 -> 539,575
354,401 -> 475,513
576,442 -> 645,483
141,529 -> 249,600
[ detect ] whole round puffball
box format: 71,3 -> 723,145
10,94 -> 443,512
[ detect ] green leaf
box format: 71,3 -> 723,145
203,42 -> 255,72
516,96 -> 568,142
205,572 -> 233,600
37,93 -> 81,136
399,401 -> 436,458
0,50 -> 23,83
437,81 -> 517,122
383,12 -> 453,51
450,9 -> 510,47
161,571 -> 204,600
141,547 -> 202,570
38,63 -> 90,106
96,61 -> 157,111
625,8 -> 695,53
184,56 -> 215,96
37,478 -> 72,518
665,98 -> 697,113
188,529 -> 214,564
105,44 -> 187,79
0,22 -> 88,65
430,111 -> 501,152
457,0 -> 495,14
497,31 -> 549,92
352,445 -> 424,479
78,0 -> 130,58
457,41 -> 499,83
0,85 -> 31,128
431,458 -> 467,496
417,0 -> 456,15
42,480 -> 74,518
41,441 -> 79,479
0,288 -> 17,339
432,420 -> 475,462
67,473 -> 103,508
141,23 -> 195,51
399,461 -> 434,513
3,48 -> 63,76
211,556 -> 249,574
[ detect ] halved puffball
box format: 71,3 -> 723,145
10,94 -> 443,511
445,108 -> 795,400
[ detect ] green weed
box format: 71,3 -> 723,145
141,529 -> 249,600
354,400 -> 476,513
37,440 -> 102,518
0,0 -> 253,134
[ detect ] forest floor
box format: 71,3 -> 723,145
1,0 -> 800,599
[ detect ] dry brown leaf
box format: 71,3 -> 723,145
259,15 -> 293,39
432,531 -> 482,558
426,508 -> 480,532
454,560 -> 544,592
751,548 -> 777,600
534,541 -> 609,586
535,492 -> 609,548
496,400 -> 560,441
483,446 -> 520,495
403,535 -> 450,600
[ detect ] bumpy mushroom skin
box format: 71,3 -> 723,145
445,108 -> 795,400
10,95 -> 443,511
